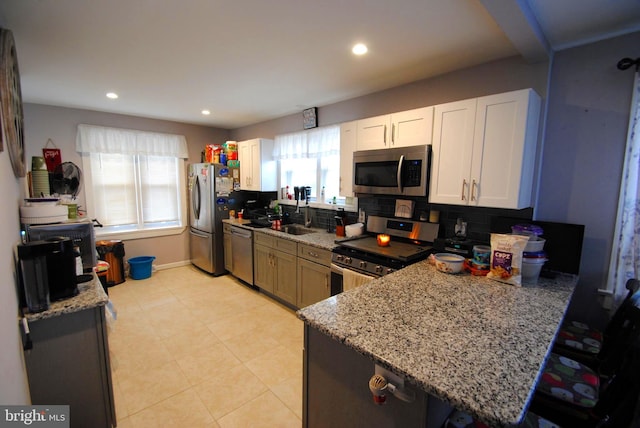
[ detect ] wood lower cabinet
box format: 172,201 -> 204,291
273,250 -> 297,305
297,243 -> 331,308
254,242 -> 274,293
253,233 -> 297,306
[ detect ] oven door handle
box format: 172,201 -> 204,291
330,263 -> 344,275
397,154 -> 405,194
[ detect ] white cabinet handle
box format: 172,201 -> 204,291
471,179 -> 478,201
391,123 -> 395,145
461,179 -> 467,201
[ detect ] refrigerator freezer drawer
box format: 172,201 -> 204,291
190,228 -> 214,273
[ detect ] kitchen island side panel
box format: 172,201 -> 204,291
304,324 -> 450,428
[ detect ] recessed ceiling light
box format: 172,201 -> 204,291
106,92 -> 118,99
352,43 -> 368,55
201,110 -> 211,115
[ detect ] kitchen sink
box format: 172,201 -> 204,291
281,225 -> 315,235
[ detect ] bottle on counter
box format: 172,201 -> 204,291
321,186 -> 325,202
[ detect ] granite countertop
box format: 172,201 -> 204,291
223,218 -> 340,251
24,273 -> 109,322
297,260 -> 578,427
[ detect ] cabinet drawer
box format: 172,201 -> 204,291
298,244 -> 331,266
254,232 -> 275,247
223,223 -> 232,234
275,236 -> 298,255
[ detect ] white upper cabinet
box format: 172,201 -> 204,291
429,98 -> 477,205
339,121 -> 356,197
238,138 -> 277,191
429,89 -> 541,209
355,106 -> 434,150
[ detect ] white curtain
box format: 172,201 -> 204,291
273,124 -> 340,160
76,124 -> 188,158
607,70 -> 640,307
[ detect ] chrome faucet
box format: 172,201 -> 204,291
304,204 -> 312,228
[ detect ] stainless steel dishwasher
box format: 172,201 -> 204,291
230,226 -> 253,285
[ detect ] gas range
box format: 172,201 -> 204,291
332,216 -> 439,277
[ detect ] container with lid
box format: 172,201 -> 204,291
522,250 -> 548,284
511,224 -> 544,237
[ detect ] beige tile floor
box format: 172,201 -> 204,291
107,265 -> 303,428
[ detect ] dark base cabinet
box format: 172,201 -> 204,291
303,325 -> 452,428
24,306 -> 116,428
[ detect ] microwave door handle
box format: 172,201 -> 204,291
397,155 -> 405,193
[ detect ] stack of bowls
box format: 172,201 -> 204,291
512,224 -> 548,283
31,156 -> 50,197
469,245 -> 491,275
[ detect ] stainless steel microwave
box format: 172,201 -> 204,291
353,145 -> 431,197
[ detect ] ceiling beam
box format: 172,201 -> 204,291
479,0 -> 551,62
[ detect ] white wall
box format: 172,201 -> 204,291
0,145 -> 31,403
22,104 -> 229,267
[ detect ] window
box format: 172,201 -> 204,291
275,124 -> 349,206
76,124 -> 188,238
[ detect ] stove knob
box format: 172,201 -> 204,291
359,261 -> 367,269
386,268 -> 394,275
375,265 -> 383,273
344,257 -> 352,264
335,255 -> 344,262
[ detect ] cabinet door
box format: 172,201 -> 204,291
253,244 -> 274,293
429,98 -> 477,205
356,115 -> 390,150
248,139 -> 262,191
339,121 -> 356,197
274,250 -> 297,305
391,106 -> 434,148
223,233 -> 232,272
297,258 -> 330,308
238,140 -> 253,190
471,89 -> 540,209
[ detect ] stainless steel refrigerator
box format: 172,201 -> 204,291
189,163 -> 235,275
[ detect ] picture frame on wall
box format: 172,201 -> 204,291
303,107 -> 317,130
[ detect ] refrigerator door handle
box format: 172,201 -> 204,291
192,175 -> 201,220
189,228 -> 210,238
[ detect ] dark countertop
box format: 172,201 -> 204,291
297,261 -> 578,427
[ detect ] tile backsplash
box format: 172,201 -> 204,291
247,192 -> 533,244
357,196 -> 533,243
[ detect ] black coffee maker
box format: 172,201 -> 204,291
18,237 -> 79,312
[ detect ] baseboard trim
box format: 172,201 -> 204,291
154,260 -> 192,271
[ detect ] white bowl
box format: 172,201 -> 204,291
434,253 -> 465,274
524,237 -> 545,252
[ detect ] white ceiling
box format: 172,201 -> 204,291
1,0 -> 639,129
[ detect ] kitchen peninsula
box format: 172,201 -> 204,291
297,261 -> 577,427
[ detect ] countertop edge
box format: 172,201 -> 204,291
223,218 -> 340,251
24,273 -> 109,322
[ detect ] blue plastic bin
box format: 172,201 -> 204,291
128,256 -> 155,280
